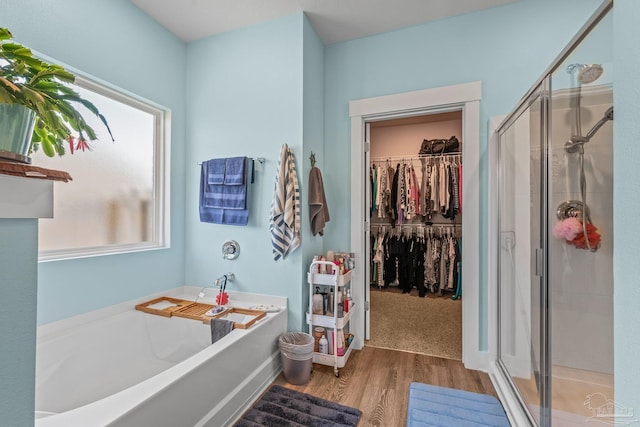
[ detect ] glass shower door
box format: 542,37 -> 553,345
495,4 -> 613,426
497,82 -> 547,426
547,9 -> 614,424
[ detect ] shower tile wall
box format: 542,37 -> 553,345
549,89 -> 614,375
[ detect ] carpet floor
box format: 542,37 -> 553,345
367,287 -> 462,360
234,385 -> 361,426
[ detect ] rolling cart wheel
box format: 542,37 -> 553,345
334,369 -> 340,377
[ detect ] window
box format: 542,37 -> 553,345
36,76 -> 170,261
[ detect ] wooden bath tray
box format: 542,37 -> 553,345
135,297 -> 266,329
134,296 -> 197,317
200,307 -> 267,329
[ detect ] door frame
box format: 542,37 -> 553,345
349,81 -> 486,370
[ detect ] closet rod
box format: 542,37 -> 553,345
370,153 -> 461,162
372,223 -> 461,229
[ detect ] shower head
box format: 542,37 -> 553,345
565,106 -> 614,152
585,106 -> 613,139
566,63 -> 604,84
579,64 -> 604,84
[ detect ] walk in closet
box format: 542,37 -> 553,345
366,111 -> 463,360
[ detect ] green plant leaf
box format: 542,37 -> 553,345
58,95 -> 114,141
20,85 -> 46,106
0,75 -> 20,92
0,85 -> 14,103
0,28 -> 13,41
40,136 -> 56,157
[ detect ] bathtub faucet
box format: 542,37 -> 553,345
214,272 -> 235,288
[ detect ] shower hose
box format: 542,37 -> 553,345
577,146 -> 596,252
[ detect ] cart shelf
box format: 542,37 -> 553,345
306,303 -> 355,329
307,269 -> 352,287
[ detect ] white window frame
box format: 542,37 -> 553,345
38,75 -> 171,261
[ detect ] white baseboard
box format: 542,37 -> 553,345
463,350 -> 495,373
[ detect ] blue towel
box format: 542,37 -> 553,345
200,157 -> 251,226
204,183 -> 246,209
224,156 -> 246,185
200,159 -> 227,208
202,157 -> 248,209
207,158 -> 225,185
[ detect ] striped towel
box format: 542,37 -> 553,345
270,144 -> 301,261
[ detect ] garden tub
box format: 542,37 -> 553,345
35,287 -> 287,427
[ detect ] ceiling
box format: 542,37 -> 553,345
131,0 -> 519,45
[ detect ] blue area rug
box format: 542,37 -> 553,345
407,382 -> 510,426
235,385 -> 361,426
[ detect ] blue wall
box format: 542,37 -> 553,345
0,219 -> 38,426
184,13 -> 310,331
0,0 -> 188,325
614,0 -> 640,417
301,16 -> 326,319
321,0 -> 602,350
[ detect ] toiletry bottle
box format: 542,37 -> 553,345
344,289 -> 349,313
336,330 -> 345,356
312,287 -> 323,315
313,327 -> 324,352
319,335 -> 328,354
326,250 -> 335,274
328,289 -> 334,315
327,329 -> 334,355
322,289 -> 329,315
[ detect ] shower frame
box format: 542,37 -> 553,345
490,1 -> 613,426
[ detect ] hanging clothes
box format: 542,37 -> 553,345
371,226 -> 461,298
370,154 -> 461,227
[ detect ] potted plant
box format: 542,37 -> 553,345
0,27 -> 113,164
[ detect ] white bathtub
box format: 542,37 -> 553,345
35,287 -> 287,427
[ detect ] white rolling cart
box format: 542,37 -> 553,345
306,260 -> 354,377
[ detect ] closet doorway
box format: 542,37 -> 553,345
367,112 -> 463,360
349,82 -> 484,370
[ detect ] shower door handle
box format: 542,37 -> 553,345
535,248 -> 544,277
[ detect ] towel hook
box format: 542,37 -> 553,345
310,151 -> 316,168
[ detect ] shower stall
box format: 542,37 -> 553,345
492,1 -> 614,426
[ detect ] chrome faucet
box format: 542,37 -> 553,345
214,272 -> 235,288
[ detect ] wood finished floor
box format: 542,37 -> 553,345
272,346 -> 497,426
